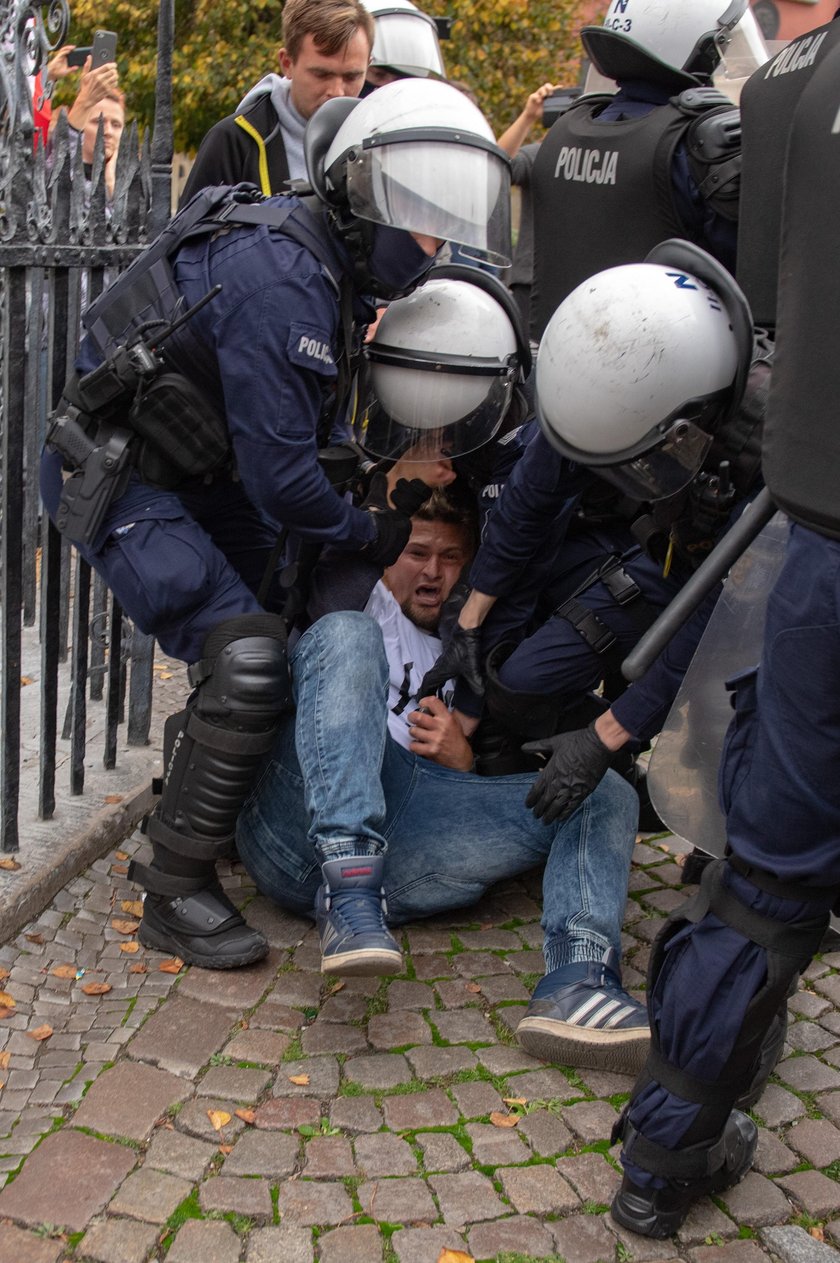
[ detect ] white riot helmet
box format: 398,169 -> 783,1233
360,266 -> 530,460
305,79 -> 512,271
583,0 -> 768,93
362,0 -> 446,79
536,240 -> 753,501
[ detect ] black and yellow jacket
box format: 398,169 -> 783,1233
180,94 -> 290,205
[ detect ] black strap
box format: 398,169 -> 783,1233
128,860 -> 214,897
145,815 -> 236,861
618,1114 -> 728,1182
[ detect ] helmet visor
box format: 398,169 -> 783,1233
712,7 -> 769,102
371,10 -> 445,77
357,357 -> 515,460
592,421 -> 713,502
341,132 -> 512,266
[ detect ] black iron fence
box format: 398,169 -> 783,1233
1,0 -> 174,850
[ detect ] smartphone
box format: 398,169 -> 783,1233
65,46 -> 92,68
91,29 -> 117,67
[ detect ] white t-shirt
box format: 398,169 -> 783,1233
364,581 -> 455,750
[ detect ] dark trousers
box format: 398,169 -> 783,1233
623,524 -> 840,1183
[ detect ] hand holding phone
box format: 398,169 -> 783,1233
65,46 -> 92,69
91,30 -> 118,66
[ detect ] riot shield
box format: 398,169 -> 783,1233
645,512 -> 789,857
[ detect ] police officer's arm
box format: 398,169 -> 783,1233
215,270 -> 377,549
610,581 -> 723,745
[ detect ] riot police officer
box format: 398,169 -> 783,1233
529,0 -> 768,341
609,33 -> 840,1242
40,78 -> 513,971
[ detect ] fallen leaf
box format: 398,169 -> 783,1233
288,1074 -> 310,1086
0,1080 -> 4,1090
489,1111 -> 519,1129
234,1108 -> 256,1124
0,857 -> 21,871
502,1098 -> 528,1107
465,982 -> 482,994
81,981 -> 112,996
25,933 -> 45,945
0,1052 -> 10,1070
810,1227 -> 826,1242
27,1024 -> 53,1042
52,964 -> 78,979
438,1250 -> 475,1263
114,850 -> 129,860
0,968 -> 9,981
0,992 -> 16,1009
121,900 -> 144,918
129,963 -> 148,974
111,865 -> 128,875
20,675 -> 34,686
158,671 -> 173,680
159,958 -> 184,974
0,1008 -> 14,1020
207,1109 -> 231,1131
327,980 -> 345,994
218,1144 -> 233,1155
111,918 -> 140,935
119,942 -> 140,954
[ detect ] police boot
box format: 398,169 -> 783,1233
130,614 -> 292,969
315,855 -> 403,977
610,1109 -> 757,1239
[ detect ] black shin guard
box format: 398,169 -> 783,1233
129,614 -> 292,966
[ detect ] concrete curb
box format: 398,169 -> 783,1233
0,777 -> 155,944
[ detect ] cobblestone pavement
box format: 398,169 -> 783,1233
1,829 -> 839,1263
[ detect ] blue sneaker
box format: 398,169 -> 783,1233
516,950 -> 649,1074
315,855 -> 403,976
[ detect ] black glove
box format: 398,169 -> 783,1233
419,625 -> 485,699
522,722 -> 613,825
362,478 -> 432,568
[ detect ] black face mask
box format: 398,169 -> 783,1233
366,223 -> 438,300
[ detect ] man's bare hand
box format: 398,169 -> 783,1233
408,696 -> 474,770
45,44 -> 79,83
66,59 -> 120,131
386,441 -> 455,502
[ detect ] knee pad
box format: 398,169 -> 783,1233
145,613 -> 292,867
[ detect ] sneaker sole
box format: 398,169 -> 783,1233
138,919 -> 269,970
321,947 -> 403,977
517,1016 -> 650,1075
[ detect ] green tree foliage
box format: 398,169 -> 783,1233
58,0 -> 590,152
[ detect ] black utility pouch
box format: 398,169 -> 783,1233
130,373 -> 230,488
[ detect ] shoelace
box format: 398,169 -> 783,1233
329,888 -> 390,936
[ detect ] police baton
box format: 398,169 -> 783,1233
621,486 -> 777,682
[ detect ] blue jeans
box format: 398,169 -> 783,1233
236,611 -> 639,970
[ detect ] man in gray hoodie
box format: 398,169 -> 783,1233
181,0 -> 374,201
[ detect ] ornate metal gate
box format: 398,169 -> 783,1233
0,0 -> 174,850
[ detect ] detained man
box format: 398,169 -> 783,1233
236,489 -> 649,1074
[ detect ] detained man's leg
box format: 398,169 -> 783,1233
515,770 -> 649,1074
612,527 -> 840,1238
378,752 -> 644,1071
39,466 -> 291,969
286,611 -> 402,976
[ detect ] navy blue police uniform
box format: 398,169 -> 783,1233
41,198 -> 377,664
611,34 -> 840,1239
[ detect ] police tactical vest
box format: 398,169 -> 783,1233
762,41 -> 840,539
737,18 -> 840,330
529,91 -> 735,341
